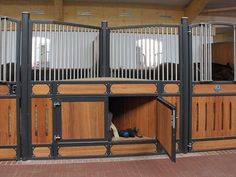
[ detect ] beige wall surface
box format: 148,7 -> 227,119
0,1 -> 184,26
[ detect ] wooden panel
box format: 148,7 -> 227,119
31,98 -> 53,144
193,84 -> 236,94
58,146 -> 106,156
32,84 -> 50,95
61,102 -> 104,139
0,85 -> 9,95
192,96 -> 236,139
112,144 -> 156,155
212,42 -> 234,65
33,147 -> 50,157
157,101 -> 173,157
0,148 -> 16,159
164,84 -> 179,94
0,99 -> 17,146
110,97 -> 156,138
192,139 -> 236,151
163,97 -> 180,140
58,84 -> 106,94
111,84 -> 156,94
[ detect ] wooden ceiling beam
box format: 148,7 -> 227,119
184,0 -> 209,23
54,0 -> 64,21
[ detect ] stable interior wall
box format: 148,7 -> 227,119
0,1 -> 184,25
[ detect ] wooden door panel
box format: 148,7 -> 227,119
61,101 -> 105,139
0,99 -> 17,146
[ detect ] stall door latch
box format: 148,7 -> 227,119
187,142 -> 193,150
53,102 -> 61,108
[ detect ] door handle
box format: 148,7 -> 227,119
54,135 -> 61,141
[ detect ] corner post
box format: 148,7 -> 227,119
21,12 -> 32,160
99,21 -> 110,77
179,17 -> 192,153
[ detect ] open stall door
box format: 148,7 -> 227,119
156,98 -> 176,162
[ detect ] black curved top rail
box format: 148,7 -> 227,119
31,20 -> 100,29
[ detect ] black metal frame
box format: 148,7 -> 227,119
1,12 -> 235,161
0,16 -> 21,160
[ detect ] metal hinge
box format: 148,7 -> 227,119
53,101 -> 61,108
171,111 -> 176,129
187,142 -> 193,150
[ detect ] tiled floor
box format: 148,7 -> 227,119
0,150 -> 236,177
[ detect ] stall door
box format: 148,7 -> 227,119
156,98 -> 176,162
53,97 -> 107,157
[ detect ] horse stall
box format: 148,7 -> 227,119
28,18 -> 180,162
2,12 -> 236,161
0,17 -> 20,160
190,23 -> 236,151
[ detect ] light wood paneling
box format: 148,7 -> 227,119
111,84 -> 156,94
193,84 -> 236,94
157,101 -> 173,157
111,144 -> 156,155
192,139 -> 236,151
32,84 -> 50,95
110,97 -> 156,138
61,101 -> 104,139
0,148 -> 16,159
192,96 -> 236,139
58,84 -> 106,94
0,85 -> 9,95
0,99 -> 17,146
58,146 -> 106,156
212,42 -> 234,65
164,84 -> 179,94
33,147 -> 51,157
163,97 -> 180,140
31,98 -> 53,144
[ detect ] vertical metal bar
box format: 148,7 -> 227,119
38,24 -> 42,81
153,27 -> 156,80
0,18 -> 2,81
129,29 -> 132,79
209,24 -> 212,81
86,28 -> 89,78
191,27 -> 194,82
44,24 -> 47,81
141,28 -> 143,79
21,12 -> 32,160
194,27 -> 197,82
59,25 -> 62,80
162,27 -> 165,81
75,27 -> 78,79
73,27 -> 76,79
205,24 -> 208,81
175,27 -> 178,81
234,26 -> 236,81
136,28 -> 139,79
33,24 -> 37,81
157,27 -> 160,81
170,27 -> 173,81
200,24 -> 203,81
49,24 -> 52,81
70,26 -> 73,79
166,27 -> 169,81
3,18 -> 7,81
9,21 -> 12,82
110,31 -> 113,78
148,27 -> 151,80
54,24 -> 57,81
61,25 -> 64,80
179,17 -> 192,153
13,22 -> 17,82
144,28 -> 147,79
79,28 -> 82,79
66,26 -> 69,80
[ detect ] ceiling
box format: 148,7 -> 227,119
200,0 -> 236,18
64,0 -> 192,7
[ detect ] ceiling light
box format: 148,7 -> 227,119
119,12 -> 131,17
77,11 -> 92,16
